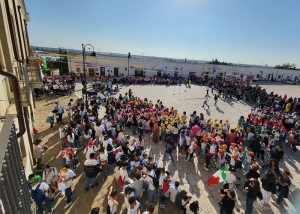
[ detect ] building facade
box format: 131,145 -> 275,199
67,54 -> 300,82
0,0 -> 42,213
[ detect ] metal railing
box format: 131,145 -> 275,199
0,116 -> 32,214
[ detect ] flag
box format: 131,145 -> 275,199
40,56 -> 47,70
206,165 -> 228,186
128,52 -> 131,59
31,115 -> 38,134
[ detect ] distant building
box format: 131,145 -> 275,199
64,54 -> 300,82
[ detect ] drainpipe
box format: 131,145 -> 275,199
0,64 -> 25,138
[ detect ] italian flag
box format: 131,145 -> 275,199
31,115 -> 38,134
206,165 -> 229,186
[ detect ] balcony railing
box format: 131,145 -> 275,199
0,116 -> 31,214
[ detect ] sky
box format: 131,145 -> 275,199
26,0 -> 300,67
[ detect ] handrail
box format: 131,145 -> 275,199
0,64 -> 25,138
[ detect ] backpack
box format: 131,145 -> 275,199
148,175 -> 159,189
44,167 -> 55,176
31,183 -> 46,203
63,137 -> 68,144
162,178 -> 170,194
138,121 -> 143,128
84,165 -> 98,178
118,175 -> 124,186
107,143 -> 113,152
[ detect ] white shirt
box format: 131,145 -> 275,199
59,169 -> 76,188
127,200 -> 140,214
83,145 -> 98,160
119,168 -> 129,182
42,167 -> 58,184
124,191 -> 135,209
99,153 -> 108,165
169,186 -> 180,203
84,129 -> 92,138
67,133 -> 74,143
145,171 -> 156,190
108,196 -> 117,214
31,182 -> 49,197
84,159 -> 99,166
159,174 -> 167,189
225,171 -> 236,184
118,132 -> 125,141
59,127 -> 67,138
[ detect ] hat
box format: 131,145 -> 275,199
248,151 -> 254,156
88,140 -> 94,146
231,154 -> 238,159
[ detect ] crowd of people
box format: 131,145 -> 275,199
37,74 -> 76,96
30,76 -> 300,214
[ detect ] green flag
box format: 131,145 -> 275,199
40,56 -> 47,70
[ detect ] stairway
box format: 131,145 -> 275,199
27,57 -> 43,88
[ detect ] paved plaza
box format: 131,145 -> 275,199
33,81 -> 300,214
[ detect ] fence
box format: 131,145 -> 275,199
0,116 -> 32,214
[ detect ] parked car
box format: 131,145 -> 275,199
282,79 -> 297,85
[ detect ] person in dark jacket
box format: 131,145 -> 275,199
272,170 -> 291,207
219,189 -> 235,214
245,163 -> 260,180
244,178 -> 263,214
270,146 -> 284,162
263,158 -> 280,178
261,172 -> 276,206
84,153 -> 101,191
249,136 -> 261,156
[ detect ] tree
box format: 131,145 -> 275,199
45,49 -> 69,75
208,58 -> 232,65
274,63 -> 297,70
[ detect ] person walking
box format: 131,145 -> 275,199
33,139 -> 48,170
46,109 -> 58,129
30,175 -> 55,214
219,189 -> 235,214
214,94 -> 218,106
202,95 -> 210,109
260,171 -> 276,206
84,153 -> 101,191
59,165 -> 76,209
272,170 -> 291,207
42,164 -> 59,200
162,137 -> 175,164
244,178 -> 263,214
54,102 -> 64,124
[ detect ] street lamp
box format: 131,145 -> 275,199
82,43 -> 96,109
59,47 -> 67,75
128,52 -> 131,76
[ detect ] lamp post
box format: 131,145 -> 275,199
128,52 -> 131,76
82,43 -> 96,110
59,47 -> 67,75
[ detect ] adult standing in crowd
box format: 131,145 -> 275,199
54,101 -> 64,124
31,175 -> 55,214
32,139 -> 48,170
59,165 -> 76,209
